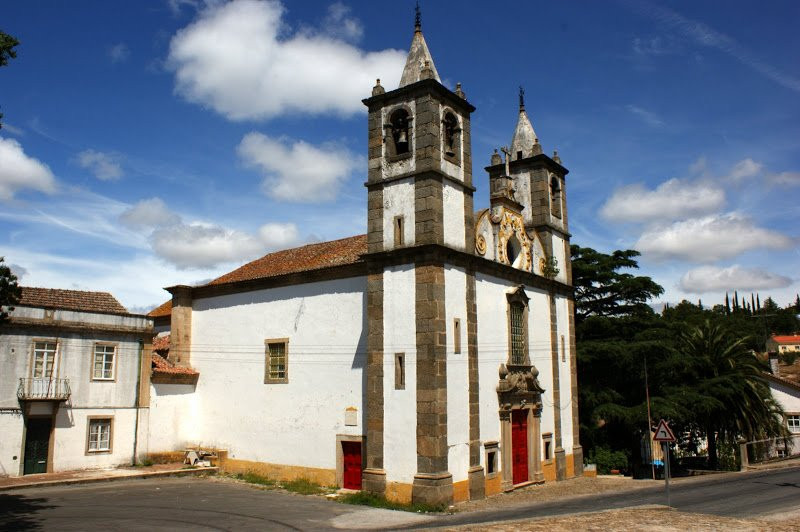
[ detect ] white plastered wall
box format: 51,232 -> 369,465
383,265 -> 417,484
445,266 -> 469,482
52,407 -> 137,471
770,380 -> 800,414
555,294 -> 573,451
188,276 -> 365,470
443,181 -> 466,251
382,177 -> 415,249
551,234 -> 568,284
147,383 -> 198,453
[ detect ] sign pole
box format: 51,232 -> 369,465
663,441 -> 671,507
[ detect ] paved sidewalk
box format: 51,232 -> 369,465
0,463 -> 216,491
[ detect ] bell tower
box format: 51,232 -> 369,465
362,7 -> 482,506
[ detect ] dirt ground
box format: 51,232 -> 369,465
455,476 -> 659,513
446,507 -> 800,531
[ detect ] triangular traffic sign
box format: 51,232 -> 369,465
653,419 -> 676,442
653,419 -> 675,442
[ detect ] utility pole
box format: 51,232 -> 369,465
644,354 -> 655,480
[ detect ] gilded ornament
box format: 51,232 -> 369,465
475,234 -> 487,255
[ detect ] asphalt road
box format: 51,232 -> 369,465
1,466 -> 798,531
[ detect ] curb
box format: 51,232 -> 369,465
0,467 -> 218,492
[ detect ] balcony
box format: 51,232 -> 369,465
17,378 -> 71,401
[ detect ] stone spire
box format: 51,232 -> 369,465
398,4 -> 441,87
510,87 -> 538,159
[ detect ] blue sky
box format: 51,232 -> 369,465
1,0 -> 798,312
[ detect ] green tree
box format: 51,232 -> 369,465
570,245 -> 664,324
670,320 -> 785,469
0,257 -> 22,323
0,30 -> 20,128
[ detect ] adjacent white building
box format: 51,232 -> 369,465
0,288 -> 152,476
146,19 -> 582,505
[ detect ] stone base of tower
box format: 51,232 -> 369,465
468,465 -> 486,501
555,448 -> 567,481
572,445 -> 584,477
362,468 -> 386,496
412,472 -> 453,506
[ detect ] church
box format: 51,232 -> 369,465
148,13 -> 581,506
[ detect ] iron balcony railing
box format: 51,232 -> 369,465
17,378 -> 71,401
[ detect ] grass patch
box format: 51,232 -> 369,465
232,471 -> 278,488
337,491 -> 447,513
281,478 -> 327,495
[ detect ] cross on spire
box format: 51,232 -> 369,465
415,2 -> 421,31
519,86 -> 525,110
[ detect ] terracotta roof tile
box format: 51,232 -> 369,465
148,300 -> 172,318
152,334 -> 170,352
207,234 -> 367,286
18,286 -> 128,314
771,335 -> 800,344
151,353 -> 198,376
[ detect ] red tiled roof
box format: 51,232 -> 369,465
207,234 -> 367,286
771,335 -> 800,344
148,300 -> 172,318
152,334 -> 170,352
151,353 -> 198,376
18,287 -> 128,314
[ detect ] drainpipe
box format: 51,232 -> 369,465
132,339 -> 143,466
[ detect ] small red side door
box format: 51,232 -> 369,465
342,441 -> 362,490
511,410 -> 529,485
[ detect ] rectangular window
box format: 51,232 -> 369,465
510,303 -> 525,365
453,318 -> 461,354
265,339 -> 289,384
788,415 -> 800,433
87,418 -> 112,453
561,335 -> 566,363
32,341 -> 56,378
395,353 -> 405,390
93,344 -> 115,380
543,433 -> 553,462
484,441 -> 499,478
394,215 -> 404,247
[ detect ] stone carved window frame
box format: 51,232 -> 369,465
506,286 -> 530,366
384,104 -> 414,162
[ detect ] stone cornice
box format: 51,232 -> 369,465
362,78 -> 476,114
365,168 -> 476,192
3,317 -> 153,338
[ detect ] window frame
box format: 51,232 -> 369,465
484,441 -> 500,479
91,342 -> 117,381
788,414 -> 800,434
85,416 -> 114,454
506,286 -> 530,366
395,352 -> 405,390
542,432 -> 554,464
264,338 -> 289,384
30,340 -> 57,379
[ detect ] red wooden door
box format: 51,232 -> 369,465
342,441 -> 362,490
511,410 -> 529,485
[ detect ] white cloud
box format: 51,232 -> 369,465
600,178 -> 724,223
119,197 -> 181,229
258,222 -> 299,248
166,0 -> 405,121
77,149 -> 123,181
635,212 -> 793,262
725,158 -> 762,182
770,171 -> 800,186
150,223 -> 265,269
626,104 -> 664,127
321,2 -> 363,42
0,137 -> 57,200
679,265 -> 793,293
238,132 -> 361,202
107,43 -> 130,64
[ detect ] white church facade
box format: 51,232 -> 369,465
147,16 -> 582,505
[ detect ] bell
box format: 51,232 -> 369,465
397,130 -> 407,143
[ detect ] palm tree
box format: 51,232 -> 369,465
675,320 -> 785,469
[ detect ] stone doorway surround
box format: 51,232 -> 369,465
497,363 -> 544,490
336,434 -> 364,490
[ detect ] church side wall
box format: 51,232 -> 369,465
445,266 -> 469,490
551,234 -> 568,285
475,273 -> 560,482
443,181 -> 466,250
187,276 -> 366,482
383,265 -> 417,490
555,295 -> 574,458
